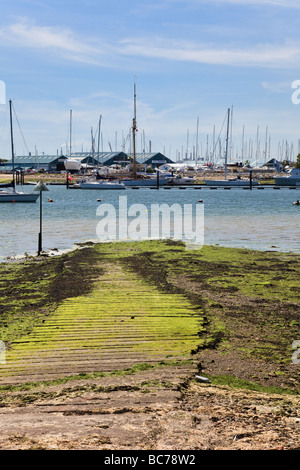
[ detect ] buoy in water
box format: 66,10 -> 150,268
48,199 -> 53,202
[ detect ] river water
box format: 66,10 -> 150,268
0,185 -> 299,261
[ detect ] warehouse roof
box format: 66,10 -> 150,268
3,154 -> 67,167
131,153 -> 173,164
2,151 -> 173,168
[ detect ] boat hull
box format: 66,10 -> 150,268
274,177 -> 300,186
204,180 -> 258,187
170,178 -> 196,185
122,178 -> 170,186
0,192 -> 40,202
64,159 -> 81,172
80,182 -> 125,189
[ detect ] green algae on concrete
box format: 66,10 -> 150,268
0,240 -> 299,392
1,243 -> 206,381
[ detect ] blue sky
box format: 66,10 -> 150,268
1,0 -> 300,163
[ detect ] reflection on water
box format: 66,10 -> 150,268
0,185 -> 299,260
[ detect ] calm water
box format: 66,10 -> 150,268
0,185 -> 299,261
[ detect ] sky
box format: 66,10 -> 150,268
1,0 -> 300,163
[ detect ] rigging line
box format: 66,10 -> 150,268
12,102 -> 30,155
136,104 -> 165,150
211,111 -> 228,159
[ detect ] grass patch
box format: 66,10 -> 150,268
206,374 -> 299,396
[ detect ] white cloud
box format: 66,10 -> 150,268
166,0 -> 300,7
0,18 -> 106,64
1,18 -> 300,70
217,0 -> 300,6
119,37 -> 300,68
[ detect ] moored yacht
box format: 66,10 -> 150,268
203,108 -> 258,188
79,179 -> 125,189
275,168 -> 300,186
121,176 -> 171,187
204,177 -> 258,187
0,100 -> 39,203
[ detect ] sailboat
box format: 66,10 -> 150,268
78,120 -> 125,189
204,108 -> 258,187
0,100 -> 40,202
64,109 -> 82,173
120,83 -> 171,187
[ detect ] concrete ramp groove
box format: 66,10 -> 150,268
0,262 -> 204,384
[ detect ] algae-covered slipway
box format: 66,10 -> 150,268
0,240 -> 299,450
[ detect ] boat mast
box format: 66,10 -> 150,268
9,100 -> 15,189
91,127 -> 95,171
195,117 -> 199,169
224,108 -> 230,179
133,82 -> 137,176
70,109 -> 72,157
229,105 -> 233,163
97,114 -> 102,165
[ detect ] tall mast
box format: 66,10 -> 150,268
224,108 -> 230,179
70,109 -> 72,157
229,105 -> 233,163
195,117 -> 199,169
133,82 -> 137,176
242,125 -> 245,162
9,100 -> 15,189
97,114 -> 102,164
186,128 -> 189,160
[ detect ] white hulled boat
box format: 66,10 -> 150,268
80,179 -> 125,189
169,175 -> 196,185
275,168 -> 300,186
204,108 -> 257,188
64,158 -> 81,172
119,82 -> 171,188
0,190 -> 40,202
205,177 -> 258,187
121,176 -> 170,187
0,100 -> 39,203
